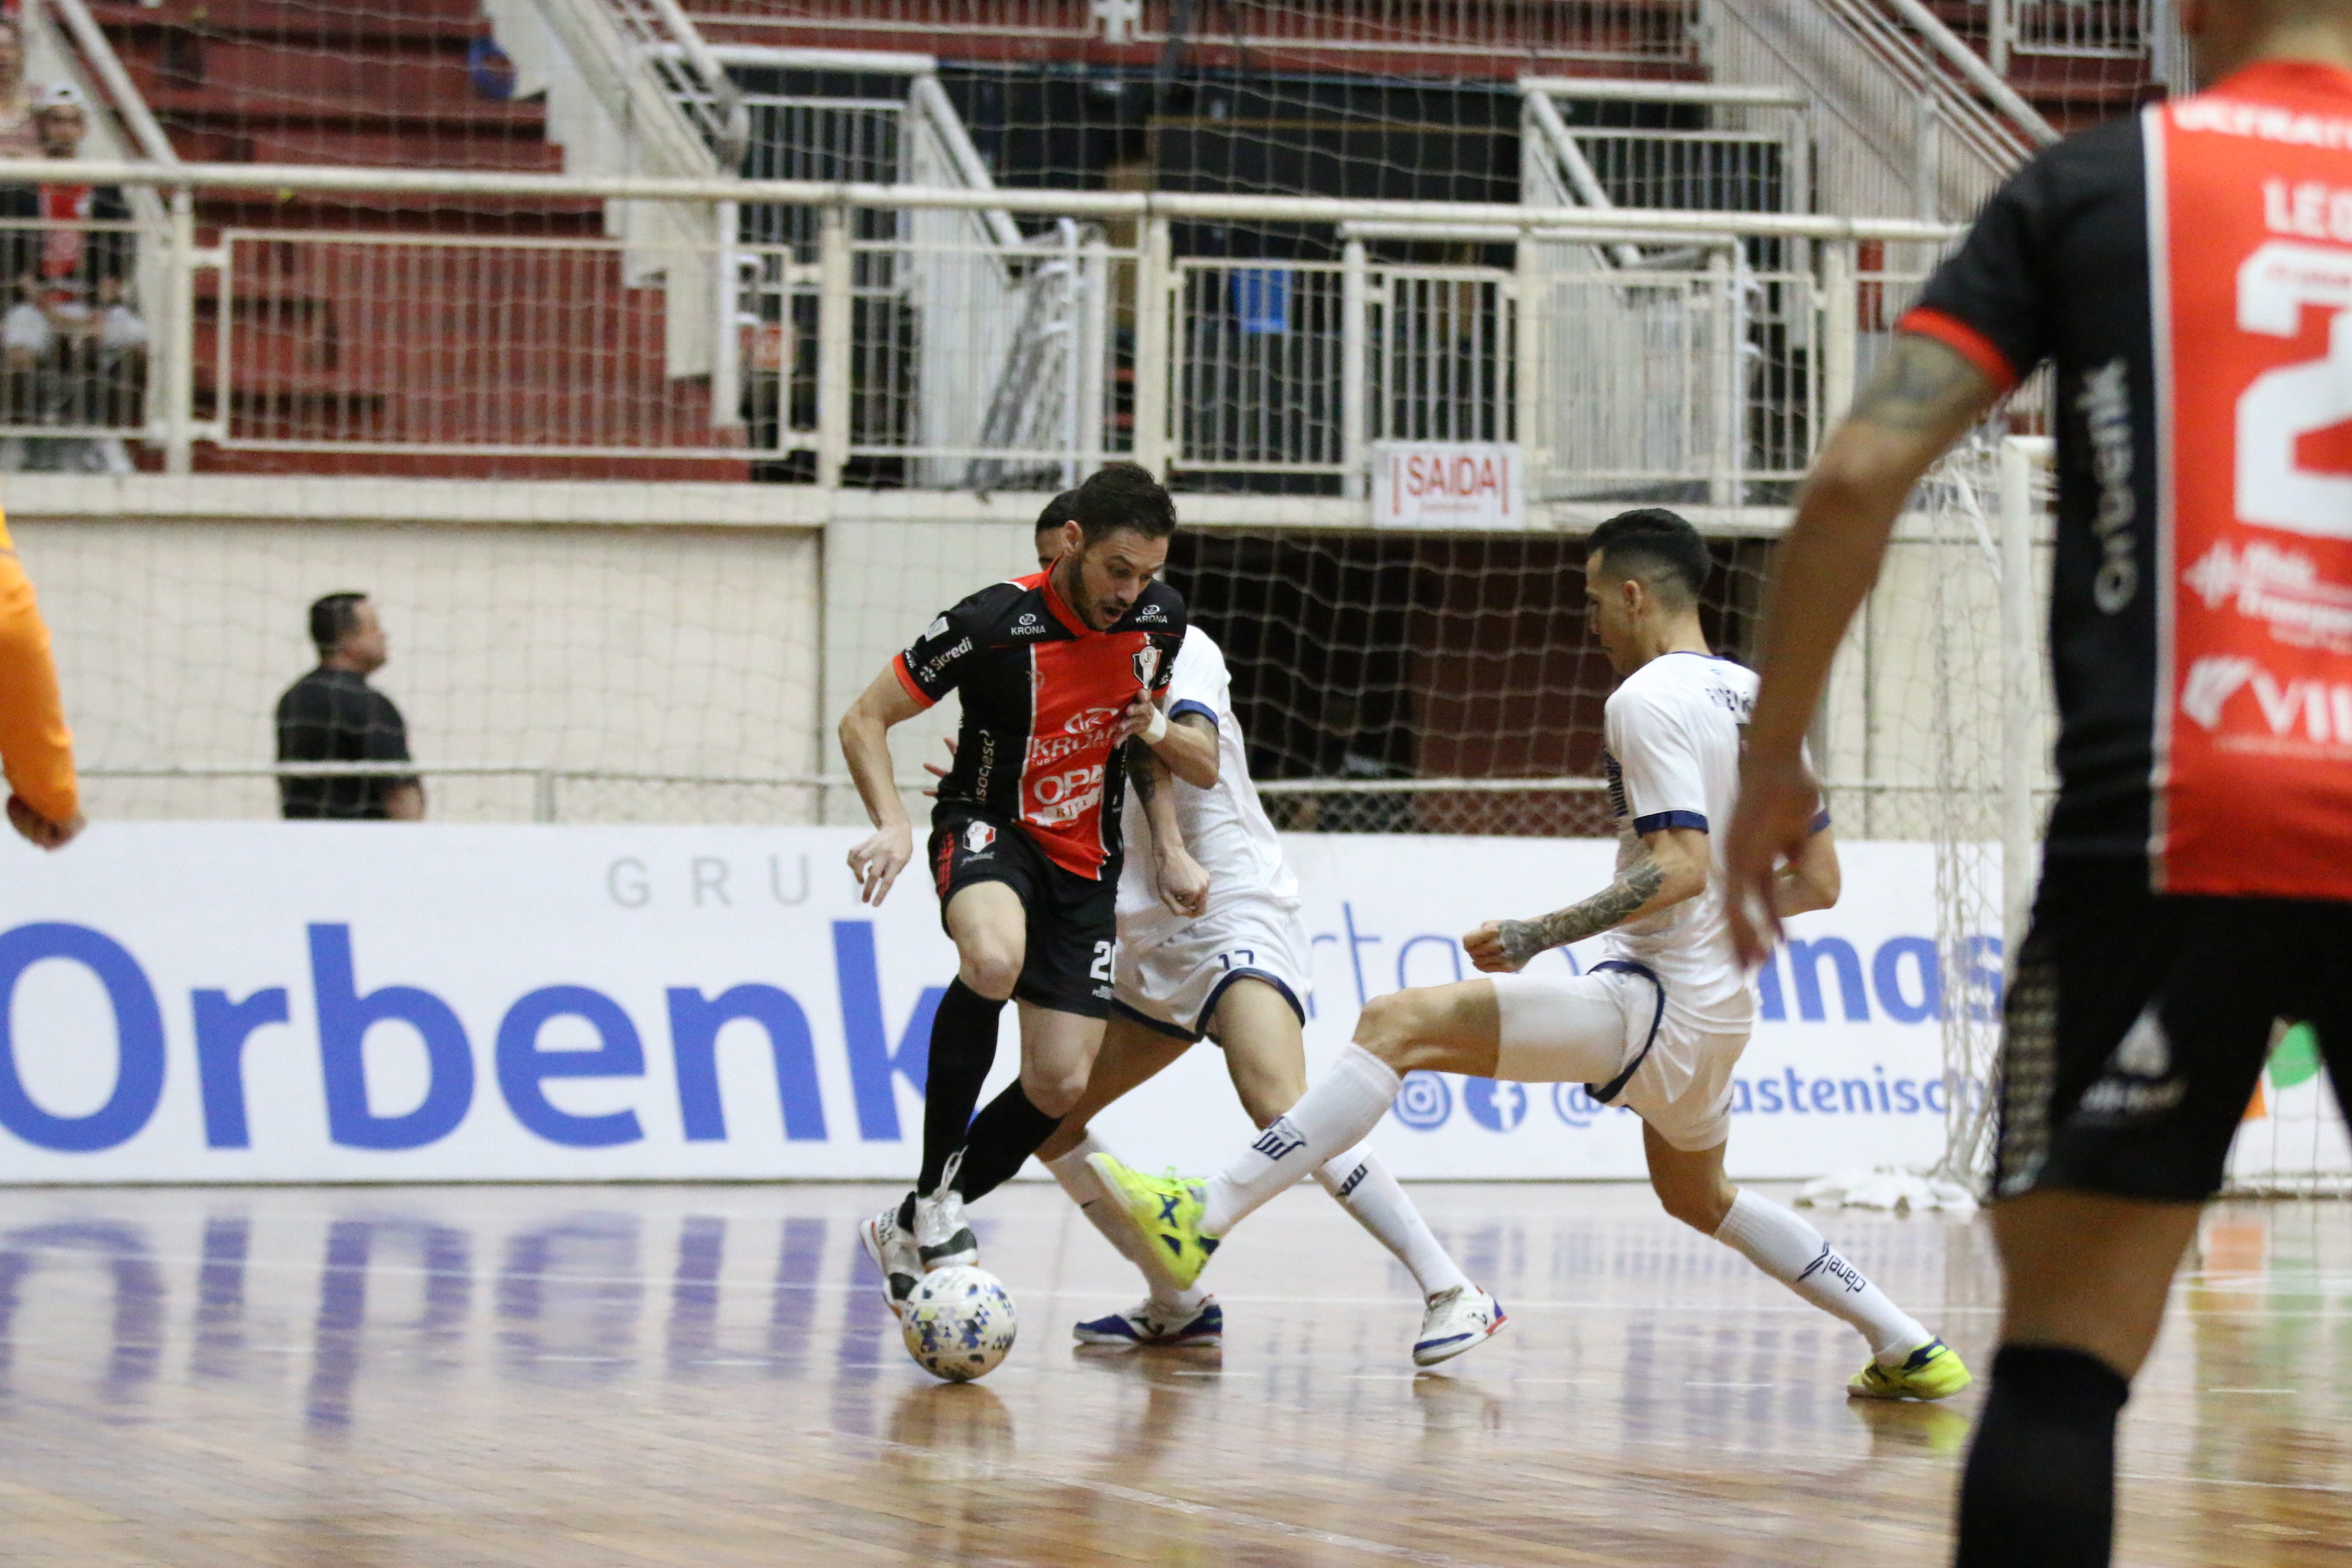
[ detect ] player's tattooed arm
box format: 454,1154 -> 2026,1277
1842,334 -> 1997,435
1465,827 -> 1709,973
1488,854 -> 1667,968
1130,741 -> 1209,917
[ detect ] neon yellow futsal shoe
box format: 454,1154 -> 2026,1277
1848,1337 -> 1972,1401
1087,1154 -> 1219,1289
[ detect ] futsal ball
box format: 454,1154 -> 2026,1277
901,1265 -> 1019,1382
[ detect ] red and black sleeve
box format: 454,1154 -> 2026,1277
892,605 -> 980,710
1900,150 -> 2065,395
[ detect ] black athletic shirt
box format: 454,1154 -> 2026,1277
1906,59 -> 2352,899
895,568 -> 1186,879
274,666 -> 415,819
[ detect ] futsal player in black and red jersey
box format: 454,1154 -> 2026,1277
837,462 -> 1199,1311
1727,3 -> 2352,1563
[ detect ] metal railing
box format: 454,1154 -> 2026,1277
0,159 -> 1963,497
1991,0 -> 2153,66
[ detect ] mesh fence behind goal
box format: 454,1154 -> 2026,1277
1934,434 -> 2349,1198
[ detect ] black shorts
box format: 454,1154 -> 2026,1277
928,804 -> 1116,1018
1992,857 -> 2352,1204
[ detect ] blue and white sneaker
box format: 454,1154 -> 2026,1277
1073,1296 -> 1223,1348
1413,1283 -> 1506,1368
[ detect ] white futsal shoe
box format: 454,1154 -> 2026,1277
859,1204 -> 921,1320
916,1149 -> 980,1271
1412,1283 -> 1507,1368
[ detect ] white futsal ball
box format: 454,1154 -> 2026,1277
901,1265 -> 1018,1381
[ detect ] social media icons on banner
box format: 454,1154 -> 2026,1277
1391,1071 -> 1453,1130
1462,1078 -> 1528,1132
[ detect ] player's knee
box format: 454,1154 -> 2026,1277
1656,1173 -> 1735,1234
959,946 -> 1021,1001
1351,989 -> 1449,1072
1023,1068 -> 1088,1118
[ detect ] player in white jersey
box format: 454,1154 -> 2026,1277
1093,508 -> 1969,1400
986,500 -> 1504,1366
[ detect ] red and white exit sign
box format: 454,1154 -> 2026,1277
1370,441 -> 1526,530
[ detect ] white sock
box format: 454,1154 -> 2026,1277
1712,1190 -> 1931,1364
1200,1044 -> 1401,1236
1314,1144 -> 1471,1300
1046,1133 -> 1204,1314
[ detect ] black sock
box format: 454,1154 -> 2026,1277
902,980 -> 1006,1228
949,1082 -> 1063,1204
1956,1344 -> 2131,1568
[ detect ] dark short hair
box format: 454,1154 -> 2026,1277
1068,462 -> 1176,546
309,591 -> 369,655
1586,508 -> 1709,606
1034,488 -> 1081,536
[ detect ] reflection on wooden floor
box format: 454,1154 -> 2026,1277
0,1181 -> 2343,1565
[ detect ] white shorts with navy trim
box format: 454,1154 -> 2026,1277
1489,967 -> 1749,1153
1112,897 -> 1312,1043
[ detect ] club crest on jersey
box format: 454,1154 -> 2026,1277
1133,646 -> 1162,689
964,822 -> 996,854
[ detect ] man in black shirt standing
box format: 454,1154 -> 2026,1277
275,591 -> 421,820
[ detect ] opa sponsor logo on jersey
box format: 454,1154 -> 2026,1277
1027,769 -> 1104,826
2181,653 -> 2352,748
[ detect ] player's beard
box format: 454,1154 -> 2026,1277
1055,554 -> 1111,629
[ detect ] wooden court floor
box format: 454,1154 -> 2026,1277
0,1181 -> 2344,1567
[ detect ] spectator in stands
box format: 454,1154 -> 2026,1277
276,592 -> 424,821
0,21 -> 41,162
1,83 -> 142,471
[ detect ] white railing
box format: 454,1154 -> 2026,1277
684,0 -> 1700,66
1991,0 -> 2153,67
2,160 -> 1962,498
1708,0 -> 2054,225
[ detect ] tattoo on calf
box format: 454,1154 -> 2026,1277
1496,854 -> 1668,966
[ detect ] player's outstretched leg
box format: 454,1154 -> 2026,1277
1090,979 -> 1510,1289
1209,977 -> 1502,1364
1034,1015 -> 1222,1345
1641,1125 -> 1969,1400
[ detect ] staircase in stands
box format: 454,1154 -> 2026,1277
89,0 -> 746,480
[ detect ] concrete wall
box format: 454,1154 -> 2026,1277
15,515 -> 822,824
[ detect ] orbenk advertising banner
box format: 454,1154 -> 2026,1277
0,825 -> 1990,1185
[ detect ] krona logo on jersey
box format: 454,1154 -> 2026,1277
2181,653 -> 2352,745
